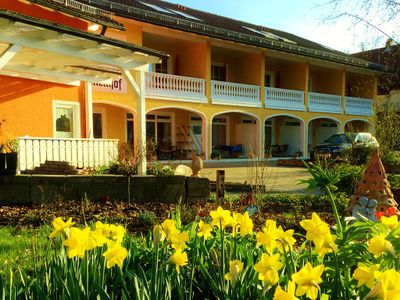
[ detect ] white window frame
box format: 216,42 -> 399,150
52,100 -> 81,138
146,112 -> 175,145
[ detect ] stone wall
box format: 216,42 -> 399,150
0,175 -> 210,205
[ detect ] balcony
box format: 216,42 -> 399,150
145,72 -> 207,103
265,87 -> 305,111
344,96 -> 373,116
308,92 -> 342,114
18,137 -> 118,171
211,81 -> 261,107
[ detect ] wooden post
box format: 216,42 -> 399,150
216,170 -> 225,206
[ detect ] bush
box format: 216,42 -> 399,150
108,160 -> 137,176
331,163 -> 365,197
381,150 -> 400,167
137,210 -> 157,227
147,162 -> 174,176
343,144 -> 377,166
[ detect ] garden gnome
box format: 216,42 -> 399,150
348,151 -> 399,217
191,151 -> 203,177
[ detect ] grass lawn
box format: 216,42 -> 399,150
0,226 -> 51,283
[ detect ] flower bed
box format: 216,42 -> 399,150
2,206 -> 399,299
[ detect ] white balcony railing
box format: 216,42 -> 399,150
308,92 -> 342,114
145,72 -> 207,103
211,80 -> 261,107
265,87 -> 305,111
345,96 -> 373,116
52,0 -> 114,19
18,137 -> 118,171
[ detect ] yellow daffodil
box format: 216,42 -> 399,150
168,248 -> 188,273
210,206 -> 233,229
224,259 -> 244,286
197,220 -> 213,240
291,262 -> 324,300
254,253 -> 283,287
109,224 -> 125,243
63,227 -> 91,259
273,281 -> 298,300
256,221 -> 279,254
87,228 -> 108,249
170,231 -> 189,250
102,242 -> 128,268
153,225 -> 165,246
49,217 -> 75,239
313,233 -> 337,257
366,269 -> 400,300
161,219 -> 179,239
381,215 -> 399,231
367,233 -> 396,258
300,213 -> 330,242
276,226 -> 296,253
236,212 -> 254,237
353,263 -> 381,289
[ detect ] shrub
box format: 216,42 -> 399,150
331,163 -> 365,197
137,210 -> 157,227
381,150 -> 400,167
147,162 -> 174,176
343,144 -> 377,165
108,160 -> 137,176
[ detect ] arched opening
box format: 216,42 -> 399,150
146,107 -> 206,160
211,111 -> 260,159
345,119 -> 373,133
308,117 -> 341,155
265,115 -> 304,158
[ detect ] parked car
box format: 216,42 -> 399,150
311,132 -> 379,158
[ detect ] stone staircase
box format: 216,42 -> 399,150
27,160 -> 79,175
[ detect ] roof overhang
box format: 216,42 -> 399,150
0,9 -> 168,86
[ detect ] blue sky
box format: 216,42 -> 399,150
164,0 -> 387,53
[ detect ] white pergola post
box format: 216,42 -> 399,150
85,82 -> 94,138
122,69 -> 147,175
137,70 -> 147,175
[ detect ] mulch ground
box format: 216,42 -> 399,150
0,199 -> 335,234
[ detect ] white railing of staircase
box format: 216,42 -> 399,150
265,87 -> 305,111
345,96 -> 373,116
308,92 -> 342,114
211,80 -> 261,107
145,72 -> 207,102
18,137 -> 119,171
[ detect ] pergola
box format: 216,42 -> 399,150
0,9 -> 167,174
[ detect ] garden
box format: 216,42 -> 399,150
1,144 -> 400,299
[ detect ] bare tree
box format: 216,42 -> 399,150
321,0 -> 400,49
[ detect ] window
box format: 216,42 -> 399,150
93,113 -> 103,138
53,101 -> 80,138
146,114 -> 172,144
284,121 -> 300,126
212,117 -> 228,146
211,63 -> 227,81
241,26 -> 297,44
265,71 -> 275,87
137,1 -> 173,14
241,117 -> 256,124
126,113 -> 134,145
168,9 -> 202,21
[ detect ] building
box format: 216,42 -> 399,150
0,0 -> 384,174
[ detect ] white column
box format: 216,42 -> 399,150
260,120 -> 265,159
85,82 -> 93,138
137,71 -> 147,175
303,122 -> 308,158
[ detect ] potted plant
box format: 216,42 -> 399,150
0,119 -> 19,175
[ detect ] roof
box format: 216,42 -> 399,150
0,9 -> 168,85
26,0 -> 126,30
354,45 -> 400,93
0,9 -> 167,60
78,0 -> 386,72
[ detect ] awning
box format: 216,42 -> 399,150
0,9 -> 168,85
